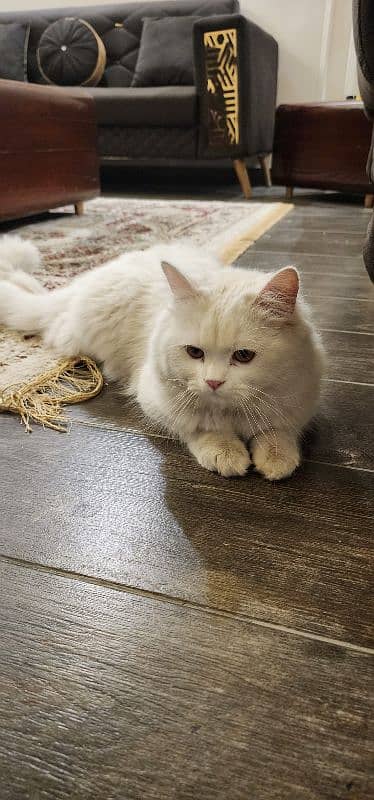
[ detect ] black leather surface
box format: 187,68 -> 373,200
0,0 -> 238,87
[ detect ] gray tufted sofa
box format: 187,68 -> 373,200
0,0 -> 278,196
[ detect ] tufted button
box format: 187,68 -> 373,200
61,44 -> 67,52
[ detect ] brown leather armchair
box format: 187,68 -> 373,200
0,79 -> 99,222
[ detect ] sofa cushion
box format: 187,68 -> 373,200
98,125 -> 196,158
37,17 -> 106,86
72,85 -> 197,126
0,1 -> 239,87
0,23 -> 30,82
132,16 -> 198,87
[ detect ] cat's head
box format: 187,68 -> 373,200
155,260 -> 304,413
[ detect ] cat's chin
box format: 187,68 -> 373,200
200,390 -> 229,408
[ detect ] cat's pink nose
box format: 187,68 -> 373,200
206,379 -> 224,391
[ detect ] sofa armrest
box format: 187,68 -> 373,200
353,0 -> 374,119
193,14 -> 278,159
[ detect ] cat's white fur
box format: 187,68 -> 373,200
0,235 -> 324,479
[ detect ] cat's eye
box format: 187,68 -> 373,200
186,345 -> 204,359
232,349 -> 256,364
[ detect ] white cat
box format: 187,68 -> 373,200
0,235 -> 324,480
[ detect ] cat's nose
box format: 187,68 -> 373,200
206,379 -> 225,391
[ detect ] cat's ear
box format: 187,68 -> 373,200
253,267 -> 299,320
162,261 -> 198,301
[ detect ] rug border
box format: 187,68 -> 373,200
217,202 -> 294,264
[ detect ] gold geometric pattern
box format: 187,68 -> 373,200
203,28 -> 239,149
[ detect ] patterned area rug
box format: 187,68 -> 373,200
0,197 -> 291,430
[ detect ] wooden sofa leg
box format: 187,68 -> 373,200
74,202 -> 84,216
258,154 -> 272,187
233,159 -> 252,199
364,193 -> 374,208
285,186 -> 294,201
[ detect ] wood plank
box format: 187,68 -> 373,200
280,206 -> 370,233
309,296 -> 374,334
322,330 -> 374,383
1,418 -> 373,647
252,228 -> 365,257
0,561 -> 372,800
311,380 -> 374,470
303,275 -> 374,300
71,384 -> 158,437
235,250 -> 374,290
71,380 -> 374,472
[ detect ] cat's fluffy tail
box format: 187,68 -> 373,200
0,235 -> 55,333
0,235 -> 41,275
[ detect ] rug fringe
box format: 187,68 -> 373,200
0,357 -> 104,432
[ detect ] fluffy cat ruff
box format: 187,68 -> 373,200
0,236 -> 325,478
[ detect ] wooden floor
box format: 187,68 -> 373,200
1,183 -> 373,800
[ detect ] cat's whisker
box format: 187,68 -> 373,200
168,393 -> 190,418
239,396 -> 279,455
257,396 -> 299,435
167,389 -> 197,430
250,401 -> 279,456
248,389 -> 300,436
165,378 -> 186,389
237,397 -> 264,441
249,384 -> 302,407
238,383 -> 299,434
237,398 -> 258,437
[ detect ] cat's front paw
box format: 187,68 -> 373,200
189,434 -> 251,478
251,433 -> 300,481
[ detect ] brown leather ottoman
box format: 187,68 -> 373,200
272,101 -> 374,207
0,79 -> 100,222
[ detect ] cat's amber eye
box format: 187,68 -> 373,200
186,345 -> 204,359
232,349 -> 256,364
